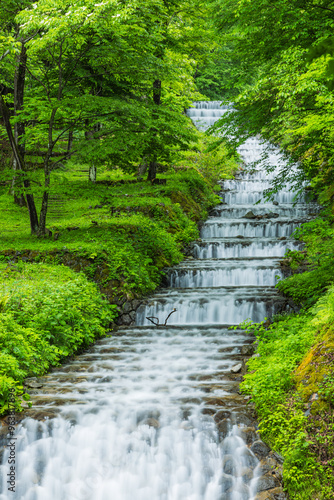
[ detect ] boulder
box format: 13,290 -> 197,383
214,410 -> 232,423
24,378 -> 43,389
217,419 -> 230,438
243,210 -> 257,219
222,455 -> 236,475
259,456 -> 279,475
264,212 -> 279,219
231,363 -> 242,373
234,412 -> 254,427
241,344 -> 255,355
256,474 -> 280,492
239,426 -> 258,445
269,450 -> 284,465
254,487 -> 286,500
141,418 -> 160,429
240,466 -> 254,484
219,474 -> 233,493
251,440 -> 270,459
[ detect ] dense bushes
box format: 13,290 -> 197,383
239,209 -> 334,498
0,263 -> 117,415
276,212 -> 334,308
241,287 -> 334,500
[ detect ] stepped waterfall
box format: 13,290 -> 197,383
0,102 -> 313,500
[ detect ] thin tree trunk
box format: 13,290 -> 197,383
137,156 -> 148,178
147,161 -> 158,181
37,109 -> 57,237
85,120 -> 98,182
0,94 -> 39,234
153,79 -> 161,106
38,188 -> 49,236
89,164 -> 97,182
67,128 -> 73,153
147,79 -> 162,181
12,43 -> 27,207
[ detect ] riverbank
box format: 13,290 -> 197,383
241,210 -> 334,499
0,162 -> 235,416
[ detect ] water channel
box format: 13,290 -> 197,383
0,102 -> 314,500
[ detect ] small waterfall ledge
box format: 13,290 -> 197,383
0,102 -> 313,500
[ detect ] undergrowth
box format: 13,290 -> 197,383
0,263 -> 116,415
276,210 -> 334,308
241,211 -> 334,499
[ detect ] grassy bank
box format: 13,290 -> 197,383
241,211 -> 334,499
0,147 -> 237,415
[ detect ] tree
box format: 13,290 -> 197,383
0,0 -> 40,233
210,0 -> 334,204
1,0 -> 216,235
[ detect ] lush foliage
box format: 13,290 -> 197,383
0,166 -> 222,296
0,0 -> 219,235
209,0 -> 334,207
0,262 -> 116,414
0,164 -> 229,414
239,203 -> 334,498
176,134 -> 238,184
241,262 -> 334,499
277,211 -> 334,308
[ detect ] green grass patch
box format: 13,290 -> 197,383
0,167 -> 221,299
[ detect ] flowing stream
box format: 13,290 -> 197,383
0,102 -> 314,500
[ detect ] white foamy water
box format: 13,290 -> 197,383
0,328 -> 257,500
0,101 -> 310,500
168,259 -> 283,288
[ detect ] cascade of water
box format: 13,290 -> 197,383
0,101 -> 307,500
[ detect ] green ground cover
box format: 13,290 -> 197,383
0,263 -> 116,414
241,212 -> 334,499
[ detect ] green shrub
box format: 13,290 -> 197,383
2,264 -> 116,357
241,286 -> 334,498
277,212 -> 334,308
0,263 -> 117,414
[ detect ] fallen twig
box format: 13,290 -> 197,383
146,308 -> 177,327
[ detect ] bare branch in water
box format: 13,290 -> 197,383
146,316 -> 160,326
146,308 -> 177,327
164,308 -> 177,325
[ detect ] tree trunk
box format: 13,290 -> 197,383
67,128 -> 73,153
153,79 -> 161,106
37,108 -> 58,237
89,164 -> 97,182
146,79 -> 162,182
137,159 -> 148,179
24,181 -> 39,233
37,165 -> 51,237
37,189 -> 49,237
12,43 -> 27,207
0,94 -> 39,234
147,161 -> 157,181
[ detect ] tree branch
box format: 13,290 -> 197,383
312,3 -> 334,14
0,49 -> 10,62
